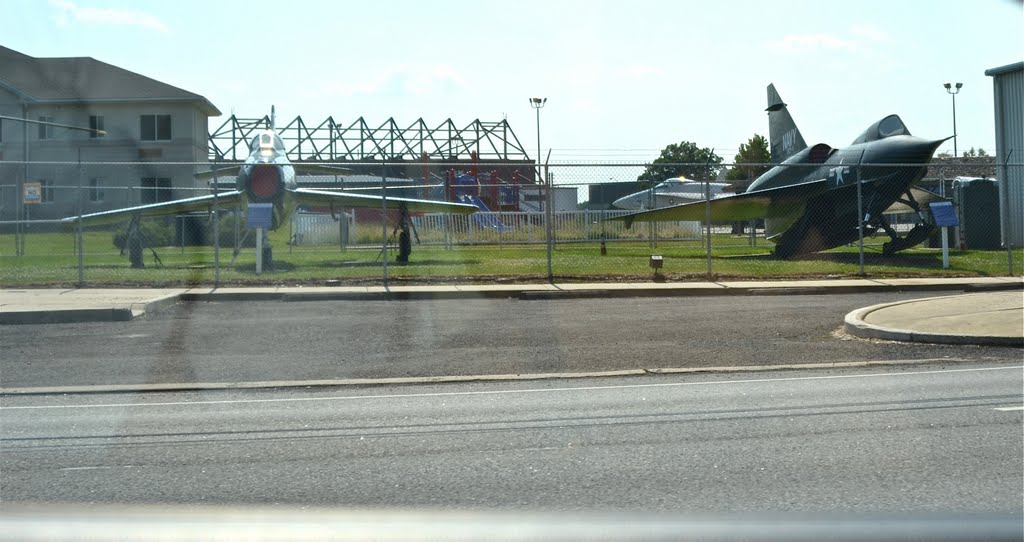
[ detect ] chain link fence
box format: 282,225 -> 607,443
1,160 -> 1020,287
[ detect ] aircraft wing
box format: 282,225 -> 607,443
292,163 -> 353,177
194,167 -> 241,181
613,178 -> 829,228
882,186 -> 947,215
61,191 -> 244,227
292,188 -> 477,214
653,192 -> 706,207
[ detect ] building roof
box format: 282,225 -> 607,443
985,61 -> 1023,77
0,46 -> 220,116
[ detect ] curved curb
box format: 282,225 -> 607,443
0,358 -> 980,396
844,296 -> 1024,347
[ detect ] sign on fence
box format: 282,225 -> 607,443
22,182 -> 41,204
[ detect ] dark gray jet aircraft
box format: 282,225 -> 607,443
615,84 -> 948,257
63,108 -> 476,265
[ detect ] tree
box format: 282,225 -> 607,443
725,134 -> 771,186
637,141 -> 722,184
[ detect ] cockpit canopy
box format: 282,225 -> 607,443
851,114 -> 911,145
654,177 -> 697,190
250,131 -> 286,153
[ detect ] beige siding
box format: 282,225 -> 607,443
0,101 -> 213,220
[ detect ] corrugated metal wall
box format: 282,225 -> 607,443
988,63 -> 1024,248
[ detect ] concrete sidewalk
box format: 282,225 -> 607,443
844,290 -> 1023,347
2,277 -> 1021,346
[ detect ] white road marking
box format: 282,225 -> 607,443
2,365 -> 1020,412
59,466 -> 134,471
994,406 -> 1024,411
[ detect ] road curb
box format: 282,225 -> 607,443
2,278 -> 1020,325
0,307 -> 134,325
0,291 -> 182,325
844,297 -> 1024,347
182,280 -> 1022,303
0,358 -> 982,396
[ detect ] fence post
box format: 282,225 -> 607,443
855,150 -> 866,275
213,164 -> 220,289
381,160 -> 388,287
705,153 -> 714,277
545,169 -> 553,282
76,155 -> 85,286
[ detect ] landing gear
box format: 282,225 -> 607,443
123,215 -> 162,269
391,203 -> 417,263
872,190 -> 935,255
127,215 -> 144,269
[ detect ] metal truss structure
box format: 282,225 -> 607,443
208,115 -> 533,164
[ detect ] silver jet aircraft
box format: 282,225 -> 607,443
63,109 -> 476,265
612,177 -> 730,210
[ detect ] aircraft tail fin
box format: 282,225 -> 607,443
766,84 -> 807,163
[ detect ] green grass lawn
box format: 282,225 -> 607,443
1,230 -> 1020,287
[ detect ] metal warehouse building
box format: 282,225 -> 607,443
985,61 -> 1024,248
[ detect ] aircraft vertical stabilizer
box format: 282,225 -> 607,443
766,84 -> 807,163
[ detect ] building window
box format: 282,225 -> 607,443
89,116 -> 105,138
140,177 -> 172,204
40,179 -> 55,203
89,178 -> 104,202
38,116 -> 54,140
140,114 -> 171,141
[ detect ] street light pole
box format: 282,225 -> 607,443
530,97 -> 551,281
943,82 -> 962,158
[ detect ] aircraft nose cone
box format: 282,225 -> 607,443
917,137 -> 950,159
875,136 -> 949,164
612,195 -> 636,210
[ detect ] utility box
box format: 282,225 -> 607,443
953,178 -> 1001,249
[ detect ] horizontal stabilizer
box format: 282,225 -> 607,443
61,191 -> 244,227
293,188 -> 477,214
612,177 -> 829,228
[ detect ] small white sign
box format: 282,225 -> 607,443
23,182 -> 42,204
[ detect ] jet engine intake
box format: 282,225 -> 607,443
247,164 -> 284,202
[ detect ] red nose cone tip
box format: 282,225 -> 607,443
250,165 -> 280,199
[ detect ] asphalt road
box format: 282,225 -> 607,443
2,364 -> 1021,513
2,292 -> 1022,389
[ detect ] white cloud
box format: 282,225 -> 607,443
768,24 -> 890,55
50,0 -> 170,33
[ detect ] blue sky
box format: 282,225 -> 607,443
5,0 -> 1022,162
